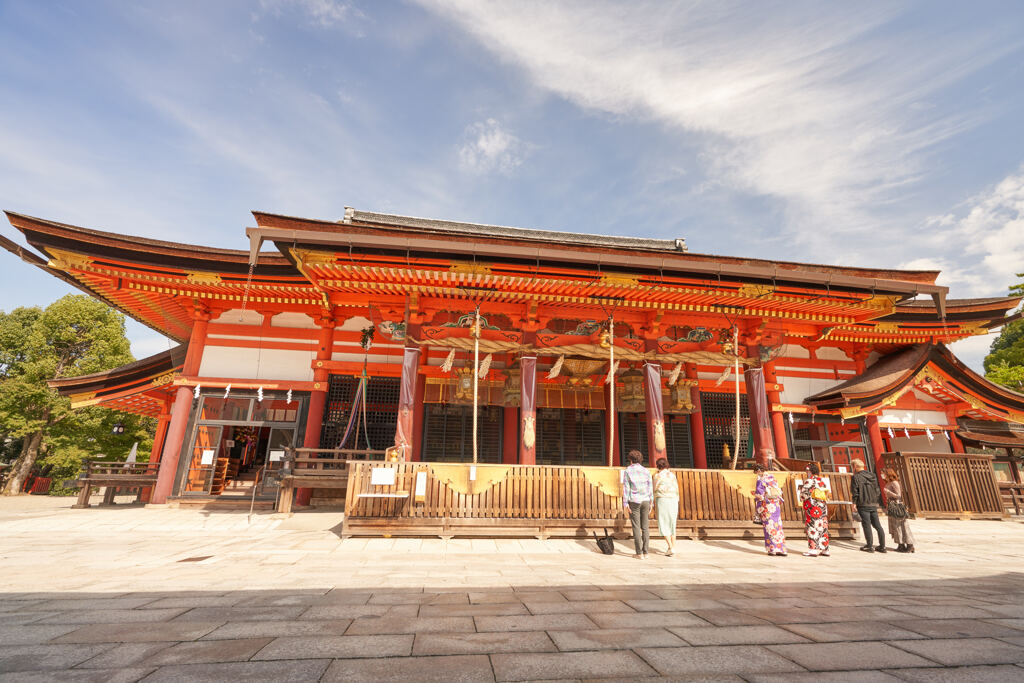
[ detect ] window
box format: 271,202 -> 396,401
700,392 -> 750,468
619,413 -> 693,467
536,408 -> 605,465
787,415 -> 869,473
421,404 -> 503,463
320,376 -> 400,450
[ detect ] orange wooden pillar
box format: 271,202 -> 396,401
297,314 -> 336,507
685,363 -> 707,469
865,413 -> 886,474
151,306 -> 210,504
140,402 -> 172,503
762,363 -> 789,460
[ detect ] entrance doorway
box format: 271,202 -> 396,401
177,393 -> 307,498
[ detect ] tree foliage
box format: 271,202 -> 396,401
984,273 -> 1024,392
0,295 -> 154,495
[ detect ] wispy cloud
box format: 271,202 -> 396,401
257,0 -> 362,30
418,1 -> 1015,242
458,119 -> 530,175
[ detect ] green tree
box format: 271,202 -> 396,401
0,295 -> 148,495
984,273 -> 1024,391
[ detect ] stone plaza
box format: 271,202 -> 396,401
2,496 -> 1024,681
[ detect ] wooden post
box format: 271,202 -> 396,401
73,462 -> 92,508
140,405 -> 171,503
685,363 -> 708,469
151,305 -> 209,504
411,372 -> 426,462
298,313 -> 335,506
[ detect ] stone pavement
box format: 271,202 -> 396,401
2,496 -> 1024,681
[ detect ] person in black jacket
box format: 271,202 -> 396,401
851,459 -> 886,553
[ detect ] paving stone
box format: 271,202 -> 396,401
53,622 -> 223,644
467,592 -> 528,604
561,589 -> 659,601
0,644 -> 114,674
886,663 -> 1024,681
743,606 -> 910,624
142,658 -> 330,682
766,642 -> 938,671
890,618 -> 1024,639
548,627 -> 687,651
419,603 -> 529,617
322,654 -> 494,682
689,609 -> 771,626
141,638 -> 273,665
588,611 -> 711,629
29,598 -> 158,612
886,605 -> 1005,620
0,666 -> 156,682
780,621 -> 926,643
635,645 -> 806,675
413,631 -> 555,655
141,596 -> 245,609
299,604 -> 401,619
491,650 -> 657,681
0,624 -> 81,645
984,618 -> 1024,631
201,619 -> 353,640
253,634 -> 411,659
476,614 -> 599,632
320,590 -> 373,605
746,672 -> 901,682
368,592 -> 462,605
669,625 -> 811,646
888,637 -> 1024,666
75,642 -> 174,669
171,606 -> 305,622
0,612 -> 59,625
626,598 -> 729,612
523,600 -> 634,615
344,615 -> 476,635
37,609 -> 187,624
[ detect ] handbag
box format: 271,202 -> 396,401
887,499 -> 909,519
594,528 -> 615,555
811,487 -> 828,502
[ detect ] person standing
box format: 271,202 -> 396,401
654,458 -> 679,557
882,467 -> 915,553
753,463 -> 787,556
621,449 -> 654,559
851,458 -> 886,553
799,462 -> 831,557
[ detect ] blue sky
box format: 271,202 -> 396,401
1,1 -> 1022,371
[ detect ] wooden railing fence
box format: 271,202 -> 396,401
340,462 -> 856,539
882,451 -> 1005,519
70,460 -> 160,508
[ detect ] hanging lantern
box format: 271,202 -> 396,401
454,366 -> 475,402
618,368 -> 645,413
503,368 -> 521,407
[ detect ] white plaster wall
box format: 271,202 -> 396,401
212,309 -> 262,325
780,376 -> 844,404
198,346 -> 315,381
338,315 -> 372,331
889,434 -> 952,454
272,312 -> 316,328
880,409 -> 950,426
780,345 -> 810,359
816,346 -> 851,361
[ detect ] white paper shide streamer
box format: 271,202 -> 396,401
547,354 -> 564,380
478,353 -> 492,379
441,349 -> 456,373
668,362 -> 682,386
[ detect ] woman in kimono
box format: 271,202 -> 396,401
882,467 -> 915,553
799,462 -> 830,557
753,463 -> 787,556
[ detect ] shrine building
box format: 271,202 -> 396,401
3,208 -> 1023,511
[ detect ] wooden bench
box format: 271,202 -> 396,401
273,448 -> 387,514
69,461 -> 160,508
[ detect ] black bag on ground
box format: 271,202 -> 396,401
594,528 -> 615,555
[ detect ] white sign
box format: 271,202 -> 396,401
269,449 -> 285,462
469,466 -> 477,481
371,467 -> 396,486
837,465 -> 848,473
225,439 -> 235,448
414,471 -> 427,498
200,449 -> 215,465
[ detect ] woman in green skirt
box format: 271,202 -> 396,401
654,458 -> 679,556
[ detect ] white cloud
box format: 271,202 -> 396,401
904,165 -> 1024,296
258,0 -> 359,29
458,119 -> 530,175
417,1 -> 1012,242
